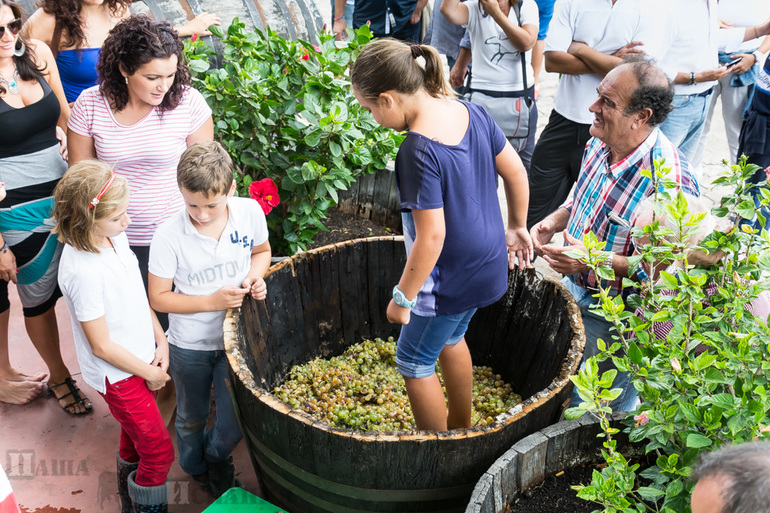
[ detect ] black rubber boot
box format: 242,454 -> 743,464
127,470 -> 169,513
206,456 -> 243,498
117,453 -> 139,513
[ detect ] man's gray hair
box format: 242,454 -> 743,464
622,55 -> 674,127
692,441 -> 770,513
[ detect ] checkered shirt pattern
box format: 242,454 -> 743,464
563,129 -> 700,296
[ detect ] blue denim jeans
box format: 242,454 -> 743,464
563,278 -> 638,413
169,345 -> 242,477
659,92 -> 712,163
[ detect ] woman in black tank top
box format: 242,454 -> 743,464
0,0 -> 90,416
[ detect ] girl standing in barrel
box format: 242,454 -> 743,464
350,38 -> 532,431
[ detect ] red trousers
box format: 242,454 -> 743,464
100,375 -> 174,487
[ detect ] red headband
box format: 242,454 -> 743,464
89,174 -> 116,210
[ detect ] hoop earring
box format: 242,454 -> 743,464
13,40 -> 25,58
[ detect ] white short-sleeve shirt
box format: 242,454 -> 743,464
717,0 -> 770,54
149,197 -> 269,351
68,86 -> 212,246
657,0 -> 745,95
58,232 -> 156,394
465,0 -> 539,92
545,0 -> 669,124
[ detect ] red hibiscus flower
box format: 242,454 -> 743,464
249,178 -> 280,215
300,45 -> 320,61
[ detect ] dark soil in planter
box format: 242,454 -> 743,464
505,463 -> 596,513
306,207 -> 395,250
506,454 -> 656,513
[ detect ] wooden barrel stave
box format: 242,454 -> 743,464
225,237 -> 585,513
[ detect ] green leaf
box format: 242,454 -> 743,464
736,199 -> 757,220
304,130 -> 322,147
686,433 -> 713,448
637,486 -> 665,499
188,59 -> 211,73
209,24 -> 225,38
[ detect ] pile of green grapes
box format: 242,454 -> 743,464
273,337 -> 522,431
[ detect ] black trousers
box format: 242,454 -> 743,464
131,245 -> 169,332
526,110 -> 592,229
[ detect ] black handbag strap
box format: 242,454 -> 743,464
513,1 -> 530,105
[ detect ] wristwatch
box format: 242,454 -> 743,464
688,72 -> 696,86
392,285 -> 416,308
602,253 -> 613,270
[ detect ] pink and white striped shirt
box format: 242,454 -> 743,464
68,86 -> 212,245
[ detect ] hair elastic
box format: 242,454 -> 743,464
410,44 -> 426,70
89,174 -> 116,210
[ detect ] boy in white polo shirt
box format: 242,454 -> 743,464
148,141 -> 271,497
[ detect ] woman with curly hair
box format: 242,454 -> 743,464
67,14 -> 213,426
68,14 -> 212,281
23,0 -> 219,104
0,0 -> 85,413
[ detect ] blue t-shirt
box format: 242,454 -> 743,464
396,100 -> 509,317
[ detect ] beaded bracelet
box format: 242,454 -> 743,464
334,16 -> 344,20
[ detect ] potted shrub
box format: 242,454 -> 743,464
564,157 -> 770,512
184,22 -> 403,255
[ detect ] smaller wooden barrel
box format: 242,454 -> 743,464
224,237 -> 585,513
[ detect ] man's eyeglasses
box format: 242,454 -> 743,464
0,18 -> 22,39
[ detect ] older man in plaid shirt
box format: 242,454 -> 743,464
530,56 -> 700,412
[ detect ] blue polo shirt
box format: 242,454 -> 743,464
395,101 -> 509,317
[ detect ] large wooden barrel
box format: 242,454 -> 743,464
224,237 -> 585,513
17,0 -> 323,45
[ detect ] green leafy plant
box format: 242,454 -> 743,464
565,157 -> 770,512
184,22 -> 403,255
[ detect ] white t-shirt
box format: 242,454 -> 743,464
658,0 -> 745,95
58,232 -> 156,394
68,86 -> 212,246
717,0 -> 770,54
545,0 -> 670,124
465,0 -> 538,92
148,197 -> 269,351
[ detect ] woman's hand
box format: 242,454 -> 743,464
177,12 -> 221,37
0,247 -> 17,284
479,0 -> 502,18
55,126 -> 68,162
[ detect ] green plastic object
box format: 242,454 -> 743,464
203,488 -> 289,512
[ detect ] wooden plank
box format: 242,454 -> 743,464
358,170 -> 376,220
512,431 -> 548,491
541,420 -> 583,476
313,247 -> 345,355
